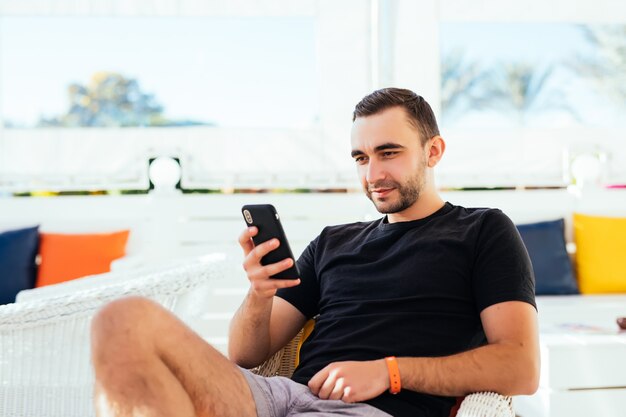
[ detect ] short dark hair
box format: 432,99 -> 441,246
352,88 -> 440,145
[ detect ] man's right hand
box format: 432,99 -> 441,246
230,227 -> 307,367
238,226 -> 301,299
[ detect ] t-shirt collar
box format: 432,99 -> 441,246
379,202 -> 453,230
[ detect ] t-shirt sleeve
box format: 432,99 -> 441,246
472,210 -> 536,312
275,235 -> 321,319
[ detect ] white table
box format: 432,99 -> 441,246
514,295 -> 626,417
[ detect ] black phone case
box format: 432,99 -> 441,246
241,204 -> 300,279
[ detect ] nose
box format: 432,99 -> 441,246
365,159 -> 385,185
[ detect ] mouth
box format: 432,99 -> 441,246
370,188 -> 394,198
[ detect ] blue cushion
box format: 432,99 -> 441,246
0,226 -> 40,304
516,219 -> 578,295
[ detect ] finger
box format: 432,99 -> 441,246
259,257 -> 296,278
317,372 -> 338,400
241,238 -> 280,273
341,386 -> 355,403
308,367 -> 328,395
328,378 -> 345,401
249,278 -> 301,294
237,227 -> 257,255
250,238 -> 280,263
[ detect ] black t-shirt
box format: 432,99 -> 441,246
276,202 -> 536,417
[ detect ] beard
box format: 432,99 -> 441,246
365,165 -> 426,214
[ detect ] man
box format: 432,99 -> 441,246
91,88 -> 539,417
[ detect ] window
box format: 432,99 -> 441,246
430,0 -> 626,188
0,1 -> 372,192
1,17 -> 318,129
441,23 -> 626,129
6,0 -> 622,192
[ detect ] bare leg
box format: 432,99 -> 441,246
91,296 -> 257,417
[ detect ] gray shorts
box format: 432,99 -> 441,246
240,368 -> 392,417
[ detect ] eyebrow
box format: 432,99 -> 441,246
350,142 -> 406,158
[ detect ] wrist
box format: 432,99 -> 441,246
245,290 -> 276,316
385,356 -> 402,394
248,286 -> 276,301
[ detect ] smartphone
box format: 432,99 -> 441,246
241,204 -> 300,279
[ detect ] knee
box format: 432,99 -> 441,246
91,296 -> 161,358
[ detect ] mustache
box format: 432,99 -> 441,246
367,181 -> 399,192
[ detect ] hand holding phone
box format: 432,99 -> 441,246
241,204 -> 300,279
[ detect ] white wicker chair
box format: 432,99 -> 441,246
0,254 -> 233,417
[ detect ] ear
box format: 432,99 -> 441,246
426,135 -> 445,168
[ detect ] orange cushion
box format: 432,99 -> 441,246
36,230 -> 130,287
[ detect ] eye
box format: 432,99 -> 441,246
354,155 -> 368,164
381,151 -> 398,158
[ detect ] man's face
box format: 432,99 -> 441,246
350,106 -> 429,215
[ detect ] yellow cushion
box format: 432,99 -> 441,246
295,319 -> 316,367
574,213 -> 626,294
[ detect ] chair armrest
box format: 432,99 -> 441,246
251,329 -> 303,378
16,253 -> 230,303
1,254 -> 234,373
0,253 -> 238,417
456,392 -> 514,417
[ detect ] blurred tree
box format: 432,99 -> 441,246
487,63 -> 578,126
39,72 -> 163,127
440,49 -> 496,124
573,25 -> 626,106
496,63 -> 554,124
38,72 -> 210,127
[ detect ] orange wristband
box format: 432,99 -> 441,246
385,356 -> 401,394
